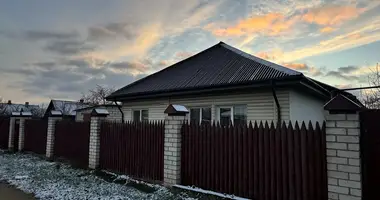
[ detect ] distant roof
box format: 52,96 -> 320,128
0,103 -> 39,116
51,100 -> 90,116
107,42 -> 303,100
75,104 -> 119,112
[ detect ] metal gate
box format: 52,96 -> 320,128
360,110 -> 380,200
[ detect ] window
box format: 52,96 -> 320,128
190,107 -> 211,124
217,105 -> 247,126
133,109 -> 149,122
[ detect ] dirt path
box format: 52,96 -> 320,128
0,182 -> 36,200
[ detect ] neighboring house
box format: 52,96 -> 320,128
0,100 -> 40,117
75,104 -> 122,122
44,99 -> 89,119
106,42 -> 361,125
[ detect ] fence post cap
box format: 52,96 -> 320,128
11,112 -> 21,116
91,108 -> 109,117
164,104 -> 189,116
324,94 -> 364,114
49,110 -> 63,117
20,111 -> 32,117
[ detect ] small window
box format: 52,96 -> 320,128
217,105 -> 247,126
190,107 -> 211,124
133,109 -> 148,122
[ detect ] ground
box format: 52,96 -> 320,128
0,151 -> 218,200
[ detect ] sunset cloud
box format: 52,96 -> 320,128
283,63 -> 309,70
320,26 -> 336,33
207,13 -> 298,37
302,5 -> 364,26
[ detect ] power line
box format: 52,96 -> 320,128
339,85 -> 380,91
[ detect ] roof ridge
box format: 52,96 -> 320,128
219,42 -> 302,76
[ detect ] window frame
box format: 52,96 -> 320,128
189,106 -> 212,124
217,105 -> 247,125
132,109 -> 149,122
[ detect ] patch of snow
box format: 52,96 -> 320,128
0,153 -> 195,200
172,105 -> 189,112
174,185 -> 249,200
14,175 -> 29,180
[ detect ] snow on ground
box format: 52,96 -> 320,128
0,152 -> 196,200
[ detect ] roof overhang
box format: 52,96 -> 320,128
106,75 -> 332,102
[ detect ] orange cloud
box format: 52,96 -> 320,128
302,5 -> 364,26
283,63 -> 309,70
255,49 -> 283,61
320,26 -> 335,33
175,51 -> 194,60
208,13 -> 297,37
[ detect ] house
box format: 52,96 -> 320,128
0,100 -> 40,117
106,42 -> 360,125
75,104 -> 122,122
43,99 -> 89,119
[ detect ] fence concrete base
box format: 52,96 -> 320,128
88,115 -> 107,169
163,115 -> 187,185
325,112 -> 361,200
46,116 -> 62,159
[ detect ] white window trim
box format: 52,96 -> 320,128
217,105 -> 247,125
189,106 -> 211,124
133,109 -> 148,121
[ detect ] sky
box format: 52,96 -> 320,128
0,0 -> 379,104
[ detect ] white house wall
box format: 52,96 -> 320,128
289,89 -> 325,124
122,89 -> 290,123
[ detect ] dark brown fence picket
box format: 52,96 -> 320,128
181,120 -> 327,200
99,121 -> 164,182
54,120 -> 90,168
24,119 -> 48,154
0,117 -> 10,149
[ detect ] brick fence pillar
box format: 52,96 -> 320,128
18,114 -> 32,151
46,111 -> 62,159
88,109 -> 108,169
163,104 -> 189,185
324,94 -> 363,200
8,116 -> 17,151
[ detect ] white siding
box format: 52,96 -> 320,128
122,89 -> 291,123
289,89 -> 325,124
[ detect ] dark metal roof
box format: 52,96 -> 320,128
107,42 -> 304,100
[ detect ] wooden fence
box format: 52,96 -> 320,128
24,119 -> 48,154
54,120 -> 90,168
100,121 -> 165,182
0,117 -> 10,149
181,121 -> 328,200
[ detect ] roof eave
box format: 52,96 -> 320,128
107,75 -> 310,101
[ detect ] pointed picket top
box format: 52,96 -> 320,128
281,121 -> 287,130
259,121 -> 264,129
288,121 -> 293,131
264,121 -> 270,129
322,121 -> 326,131
315,121 -> 321,133
308,120 -> 314,131
294,121 -> 300,132
270,121 -> 275,129
254,121 -> 258,129
248,121 -> 253,129
300,121 -> 307,132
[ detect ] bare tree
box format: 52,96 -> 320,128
81,85 -> 115,105
30,103 -> 47,118
0,97 -> 6,116
361,63 -> 380,109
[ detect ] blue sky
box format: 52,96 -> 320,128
0,0 -> 379,104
